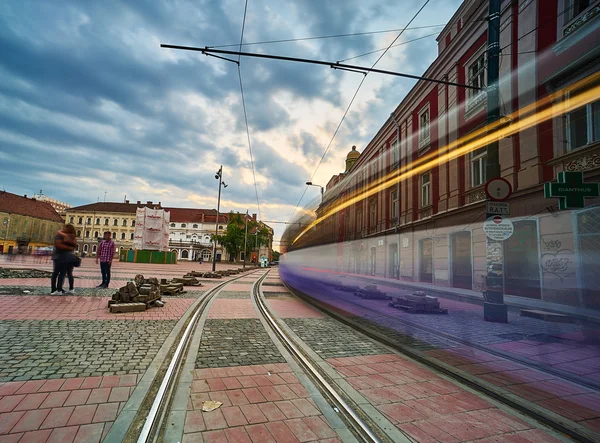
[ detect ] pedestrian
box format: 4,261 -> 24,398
50,224 -> 79,295
96,231 -> 115,288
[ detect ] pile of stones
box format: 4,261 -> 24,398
0,268 -> 52,279
109,274 -> 164,313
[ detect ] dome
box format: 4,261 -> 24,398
345,145 -> 360,172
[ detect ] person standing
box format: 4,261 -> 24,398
96,231 -> 115,288
51,224 -> 78,295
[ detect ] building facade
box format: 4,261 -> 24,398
31,192 -> 72,215
166,208 -> 228,261
0,191 -> 65,254
295,0 -> 600,312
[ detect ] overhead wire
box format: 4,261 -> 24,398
287,0 -> 433,225
236,0 -> 262,220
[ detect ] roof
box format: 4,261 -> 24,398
163,207 -> 229,224
69,202 -> 162,213
0,191 -> 64,222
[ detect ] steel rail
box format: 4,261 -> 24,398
252,271 -> 383,443
137,270 -> 258,443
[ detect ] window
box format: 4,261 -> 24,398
565,0 -> 592,22
181,224 -> 186,228
391,140 -> 400,167
113,219 -> 118,226
218,225 -> 223,229
95,218 -> 100,225
78,217 -> 83,224
471,148 -> 487,187
86,217 -> 91,225
357,210 -> 363,232
84,244 -> 88,252
391,190 -> 398,219
69,216 -> 74,223
77,230 -> 81,237
193,224 -> 198,228
419,107 -> 430,149
104,218 -> 109,225
130,233 -> 134,240
112,232 -> 116,239
121,233 -> 126,240
371,160 -> 377,181
94,231 -> 99,238
566,100 -> 600,150
85,231 -> 90,238
122,219 -> 127,226
467,52 -> 486,111
421,172 -> 431,207
370,200 -> 377,227
92,245 -> 97,253
131,220 -> 135,227
170,223 -> 175,227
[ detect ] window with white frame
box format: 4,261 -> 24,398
391,190 -> 398,219
471,147 -> 487,187
566,99 -> 600,150
391,140 -> 400,167
565,0 -> 594,23
121,232 -> 126,240
130,233 -> 134,240
92,245 -> 97,253
421,172 -> 431,207
419,107 -> 430,149
69,216 -> 74,223
467,52 -> 486,110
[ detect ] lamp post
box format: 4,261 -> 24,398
212,166 -> 227,272
306,181 -> 324,201
243,210 -> 249,270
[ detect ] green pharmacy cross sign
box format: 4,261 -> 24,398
544,171 -> 600,210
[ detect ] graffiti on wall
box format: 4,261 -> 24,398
540,237 -> 574,282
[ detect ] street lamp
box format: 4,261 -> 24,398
306,181 -> 324,201
212,166 -> 227,272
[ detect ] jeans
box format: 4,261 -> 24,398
100,261 -> 111,287
51,262 -> 72,292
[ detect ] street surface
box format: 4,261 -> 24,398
0,259 -> 582,442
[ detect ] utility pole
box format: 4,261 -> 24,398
243,210 -> 249,270
212,166 -> 223,272
484,0 -> 507,323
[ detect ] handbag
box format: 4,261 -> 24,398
60,252 -> 81,268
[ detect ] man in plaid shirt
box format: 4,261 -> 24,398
96,231 -> 116,288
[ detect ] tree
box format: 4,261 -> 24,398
215,212 -> 270,262
272,250 -> 281,261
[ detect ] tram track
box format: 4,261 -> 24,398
279,271 -> 598,443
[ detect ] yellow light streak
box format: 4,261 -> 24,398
293,73 -> 600,244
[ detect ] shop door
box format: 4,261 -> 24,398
504,220 -> 541,299
419,238 -> 433,283
577,207 -> 600,310
451,231 -> 472,289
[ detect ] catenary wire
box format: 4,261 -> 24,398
288,0 -> 433,225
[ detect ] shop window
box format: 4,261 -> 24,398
471,147 -> 487,187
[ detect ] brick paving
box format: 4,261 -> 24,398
208,299 -> 258,319
196,319 -> 286,369
327,353 -> 563,442
0,374 -> 136,442
184,363 -> 341,443
267,299 -> 324,319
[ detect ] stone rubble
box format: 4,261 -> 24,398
109,274 -> 163,313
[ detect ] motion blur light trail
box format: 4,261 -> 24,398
293,71 -> 600,244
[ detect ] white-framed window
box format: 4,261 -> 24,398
131,220 -> 135,227
121,232 -> 126,240
104,218 -> 109,225
471,147 -> 487,187
130,233 -> 134,240
419,107 -> 430,150
122,219 -> 127,226
112,232 -> 116,239
421,172 -> 431,207
76,230 -> 81,237
69,216 -> 74,223
95,218 -> 100,225
391,190 -> 398,219
181,223 -> 186,228
113,219 -> 118,226
565,0 -> 594,23
193,224 -> 198,228
94,231 -> 99,238
86,217 -> 91,225
566,99 -> 600,150
391,139 -> 400,167
466,51 -> 487,112
85,230 -> 90,238
83,244 -> 88,252
92,245 -> 97,253
78,217 -> 83,224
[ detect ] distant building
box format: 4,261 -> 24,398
0,191 -> 65,254
32,192 -> 72,214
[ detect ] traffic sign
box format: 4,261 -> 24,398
544,171 -> 600,210
485,177 -> 512,201
486,201 -> 510,216
483,216 -> 514,241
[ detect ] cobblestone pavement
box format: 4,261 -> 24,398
196,319 -> 286,368
283,317 -> 390,359
0,320 -> 176,381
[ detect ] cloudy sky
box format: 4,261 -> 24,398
0,0 -> 462,247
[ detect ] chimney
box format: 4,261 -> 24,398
252,213 -> 257,220
125,200 -> 130,204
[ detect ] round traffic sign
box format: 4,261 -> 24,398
483,216 -> 514,241
485,177 -> 512,201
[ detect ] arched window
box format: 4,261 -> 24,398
84,244 -> 89,252
113,219 -> 118,226
112,232 -> 116,239
77,230 -> 81,237
78,217 -> 83,224
86,217 -> 91,225
104,218 -> 109,225
181,224 -> 186,228
69,216 -> 74,223
181,250 -> 189,259
130,233 -> 134,240
95,218 -> 100,225
131,220 -> 135,227
193,224 -> 198,228
122,219 -> 127,226
121,232 -> 126,240
85,231 -> 90,238
94,231 -> 99,238
92,245 -> 97,253
170,223 -> 176,227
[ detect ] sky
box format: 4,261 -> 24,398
0,0 -> 463,249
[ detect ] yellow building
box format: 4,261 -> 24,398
65,201 -> 162,257
0,191 -> 65,254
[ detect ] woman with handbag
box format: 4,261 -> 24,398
50,224 -> 79,295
